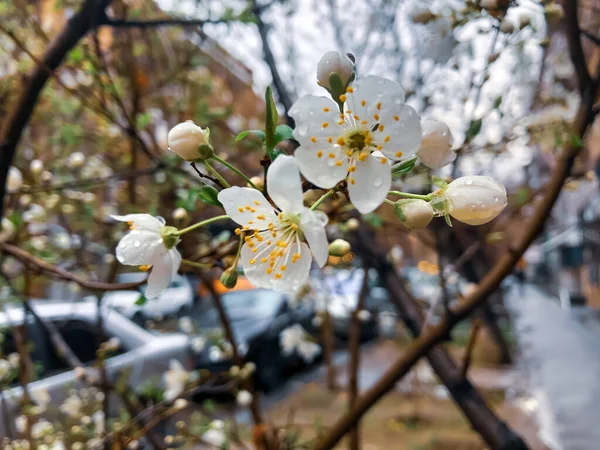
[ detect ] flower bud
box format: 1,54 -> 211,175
7,167 -> 22,193
444,176 -> 507,225
249,176 -> 264,190
394,200 -> 434,230
317,51 -> 354,91
410,7 -> 436,24
167,120 -> 213,161
173,207 -> 188,220
67,152 -> 85,169
416,119 -> 455,169
30,159 -> 43,175
41,170 -> 53,183
346,218 -> 360,231
328,239 -> 351,257
220,267 -> 238,289
544,2 -> 564,24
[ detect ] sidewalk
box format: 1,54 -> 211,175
507,284 -> 600,450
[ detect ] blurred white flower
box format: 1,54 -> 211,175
395,199 -> 434,230
7,167 -> 22,192
23,204 -> 45,222
30,159 -> 44,175
290,76 -> 421,213
15,415 -> 27,433
31,419 -> 53,438
218,156 -> 328,292
168,120 -> 211,161
280,324 -> 321,363
190,336 -> 206,353
53,232 -> 71,250
105,337 -> 120,351
30,236 -> 47,251
178,316 -> 194,333
60,395 -> 83,418
31,389 -> 51,412
209,346 -> 225,362
316,51 -> 354,90
163,359 -> 188,401
7,353 -> 19,367
67,152 -> 85,169
236,390 -> 253,407
416,119 -> 455,169
0,218 -> 15,243
203,420 -> 226,447
92,410 -> 105,435
442,176 -> 507,225
357,310 -> 372,322
112,214 -> 181,299
173,398 -> 188,410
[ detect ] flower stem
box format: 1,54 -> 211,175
387,191 -> 432,201
211,155 -> 259,190
181,259 -> 213,269
174,215 -> 230,236
232,232 -> 245,267
311,189 -> 335,211
204,160 -> 230,188
384,199 -> 396,206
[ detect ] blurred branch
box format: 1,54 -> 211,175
581,29 -> 600,46
252,3 -> 295,124
0,0 -> 113,221
564,0 -> 591,92
461,320 -> 482,378
99,16 -> 228,28
0,242 -> 145,291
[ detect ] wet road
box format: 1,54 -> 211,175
507,284 -> 600,450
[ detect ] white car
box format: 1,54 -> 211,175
102,273 -> 194,323
0,300 -> 192,439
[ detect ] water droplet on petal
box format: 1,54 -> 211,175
373,177 -> 383,188
133,240 -> 141,248
308,109 -> 315,116
298,124 -> 309,137
465,178 -> 474,185
157,216 -> 166,225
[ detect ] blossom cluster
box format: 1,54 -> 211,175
111,51 -> 508,298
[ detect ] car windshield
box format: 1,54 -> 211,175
221,289 -> 283,319
116,272 -> 185,290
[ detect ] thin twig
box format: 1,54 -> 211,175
461,320 -> 482,378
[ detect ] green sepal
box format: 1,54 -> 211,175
391,156 -> 417,177
135,295 -> 147,306
432,176 -> 449,189
235,130 -> 266,142
444,214 -> 453,227
198,185 -> 222,207
265,86 -> 278,151
273,124 -> 294,146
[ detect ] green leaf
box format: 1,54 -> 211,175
68,47 -> 84,64
235,130 -> 266,142
198,185 -> 222,207
265,86 -> 278,153
570,133 -> 584,149
135,295 -> 147,306
465,118 -> 483,141
393,203 -> 406,222
391,156 -> 417,177
515,187 -> 529,206
493,96 -> 502,109
136,112 -> 151,130
273,124 -> 294,146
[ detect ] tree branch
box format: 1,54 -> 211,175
98,17 -> 228,29
564,0 -> 591,92
0,242 -> 145,291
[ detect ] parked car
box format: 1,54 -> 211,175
315,268 -> 394,341
102,272 -> 194,324
193,287 -> 316,392
0,300 -> 191,439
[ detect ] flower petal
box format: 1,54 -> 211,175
375,104 -> 422,161
115,231 -> 164,266
416,119 -> 455,169
267,155 -> 304,213
146,248 -> 180,298
289,96 -> 345,147
272,242 -> 313,292
112,214 -> 164,232
348,153 -> 391,214
294,145 -> 348,189
346,76 -> 406,125
300,208 -> 329,267
445,176 -> 507,226
217,187 -> 277,228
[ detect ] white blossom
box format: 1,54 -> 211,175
7,167 -> 22,192
442,176 -> 507,225
163,359 -> 188,401
218,155 -> 328,292
112,214 -> 181,298
31,420 -> 53,438
290,75 -> 421,213
236,390 -> 253,407
178,316 -> 194,333
30,389 -> 51,412
357,310 -> 372,322
60,395 -> 83,418
280,324 -> 321,363
92,411 -> 105,435
67,152 -> 85,169
15,415 -> 27,433
203,427 -> 226,447
191,336 -> 206,353
173,207 -> 188,220
416,119 -> 455,169
316,51 -> 354,90
167,120 -> 211,161
30,159 -> 43,175
0,218 -> 15,243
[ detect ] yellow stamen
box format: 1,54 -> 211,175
361,120 -> 368,125
384,136 -> 390,143
335,160 -> 343,166
266,267 -> 273,274
358,152 -> 368,162
348,165 -> 356,173
235,228 -> 241,235
280,265 -> 287,271
339,94 -> 347,102
238,207 -> 244,213
393,115 -> 399,121
254,200 -> 261,206
336,137 -> 345,146
373,113 -> 380,121
317,150 -> 323,158
346,86 -> 354,93
349,177 -> 356,185
380,157 -> 388,164
139,265 -> 151,272
395,151 -> 403,158
328,152 -> 336,159
310,136 -> 317,143
275,273 -> 282,279
250,258 -> 256,265
376,102 -> 382,110
322,122 -> 329,128
361,100 -> 366,107
328,137 -> 333,144
323,107 -> 330,112
378,124 -> 384,132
